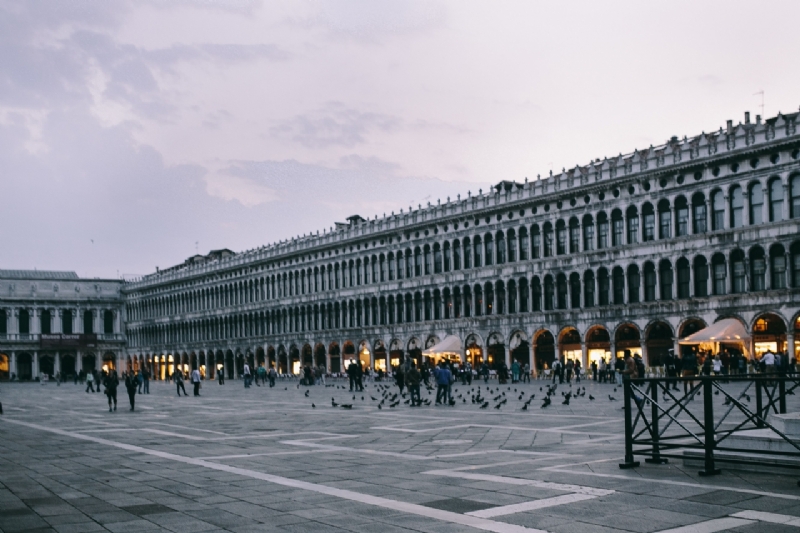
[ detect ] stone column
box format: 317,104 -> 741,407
76,350 -> 82,374
581,342 -> 588,370
33,351 -> 39,378
723,192 -> 731,231
10,351 -> 16,378
783,178 -> 790,221
55,351 -> 60,375
788,333 -> 795,364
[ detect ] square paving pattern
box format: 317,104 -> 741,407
2,377 -> 800,533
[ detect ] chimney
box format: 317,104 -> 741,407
745,111 -> 751,124
726,120 -> 733,134
756,115 -> 761,124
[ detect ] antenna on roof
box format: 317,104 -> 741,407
753,90 -> 765,118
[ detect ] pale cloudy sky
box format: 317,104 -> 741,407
3,0 -> 800,279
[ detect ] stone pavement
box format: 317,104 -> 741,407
2,376 -> 800,533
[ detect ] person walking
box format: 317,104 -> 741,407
142,367 -> 150,394
243,362 -> 251,388
614,356 -> 625,386
347,359 -> 358,392
523,362 -> 530,383
124,371 -> 137,411
174,368 -> 188,396
356,361 -> 364,392
104,371 -> 119,412
137,368 -> 144,394
712,355 -> 722,376
481,361 -> 490,384
268,365 -> 277,387
665,349 -> 679,390
406,361 -> 421,406
257,364 -> 266,386
190,367 -> 201,396
93,369 -> 102,393
218,365 -> 225,385
574,360 -> 582,383
681,348 -> 698,396
434,361 -> 451,405
85,370 -> 96,393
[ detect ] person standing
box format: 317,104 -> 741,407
124,372 -> 137,411
85,370 -> 96,393
243,362 -> 251,388
268,365 -> 277,387
347,359 -> 358,392
712,355 -> 722,376
665,349 -> 679,390
356,361 -> 364,392
104,371 -> 119,412
434,361 -> 451,405
142,367 -> 150,394
137,368 -> 144,394
174,368 -> 188,396
190,367 -> 201,396
218,365 -> 225,385
574,359 -> 582,383
511,360 -> 520,384
681,348 -> 698,396
481,361 -> 490,383
93,369 -> 102,393
614,356 -> 625,386
257,364 -> 266,386
465,361 -> 473,385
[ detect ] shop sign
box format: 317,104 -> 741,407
40,334 -> 97,348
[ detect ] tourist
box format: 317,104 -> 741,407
614,356 -> 625,386
257,364 -> 266,386
565,359 -> 574,383
551,358 -> 561,384
85,370 -> 96,393
394,362 -> 405,393
218,366 -> 225,385
93,369 -> 101,393
243,361 -> 251,388
598,358 -> 606,383
481,361 -> 490,383
173,368 -> 188,396
104,371 -> 119,412
137,368 -> 144,394
142,367 -> 150,394
574,359 -> 582,383
347,359 -> 359,392
268,365 -> 277,387
124,371 -> 137,411
434,361 -> 451,405
712,355 -> 722,376
511,359 -> 520,384
465,360 -> 473,385
406,361 -> 421,406
681,348 -> 698,395
190,367 -> 201,396
356,361 -> 364,391
665,349 -> 679,390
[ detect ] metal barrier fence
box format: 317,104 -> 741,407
619,375 -> 800,482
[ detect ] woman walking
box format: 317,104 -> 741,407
104,371 -> 119,412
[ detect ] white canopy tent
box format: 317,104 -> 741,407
679,318 -> 751,355
422,335 -> 463,361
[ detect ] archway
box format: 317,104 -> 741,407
585,326 -> 611,368
328,342 -> 340,373
389,339 -> 403,368
614,324 -> 641,359
0,353 -> 8,381
289,345 -> 301,374
82,353 -> 97,374
102,352 -> 116,373
794,315 -> 800,363
313,343 -> 326,368
225,350 -> 235,379
406,337 -> 422,367
357,340 -> 370,370
509,331 -> 530,368
342,341 -> 356,371
17,353 -> 33,380
423,335 -> 441,366
752,313 -> 787,358
558,327 -> 581,364
645,321 -> 673,367
190,352 -> 198,371
198,351 -> 206,378
465,333 -> 483,367
61,353 -> 76,379
256,347 -> 265,369
215,350 -> 224,378
534,330 -> 555,372
39,354 -> 54,378
302,343 -> 313,369
373,340 -> 387,373
678,318 -> 707,360
487,332 -> 504,369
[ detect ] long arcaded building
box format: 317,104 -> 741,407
2,109 -> 800,380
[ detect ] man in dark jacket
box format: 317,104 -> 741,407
347,359 -> 358,392
406,362 -> 421,406
104,371 -> 119,412
124,372 -> 137,411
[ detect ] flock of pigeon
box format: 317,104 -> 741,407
292,380 -> 629,411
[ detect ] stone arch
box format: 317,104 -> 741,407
614,323 -> 642,359
678,317 -> 707,339
558,327 -> 581,364
406,337 -> 422,366
425,335 -> 440,349
486,331 -> 505,369
373,339 -> 387,372
389,338 -> 403,368
509,330 -> 530,368
533,329 -> 555,371
585,325 -> 611,367
289,344 -> 301,374
327,341 -> 340,373
313,343 -> 326,368
465,333 -> 483,367
752,312 -> 788,358
644,320 -> 673,367
357,340 -> 371,369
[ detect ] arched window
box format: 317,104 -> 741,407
659,260 -> 673,300
507,280 -> 516,313
583,214 -> 594,251
749,182 -> 763,225
730,185 -> 744,228
597,211 -> 609,249
506,229 -> 516,262
423,245 -> 431,275
463,238 -> 471,269
531,225 -> 540,259
792,175 -> 800,219
473,236 -> 482,267
612,267 -> 625,304
452,240 -> 461,270
394,252 -> 403,279
611,209 -> 624,246
474,285 -> 483,316
626,206 -> 639,244
642,203 -> 655,241
675,196 -> 689,236
556,273 -> 568,309
583,270 -> 595,307
484,283 -> 494,315
658,200 -> 671,239
543,223 -> 553,257
791,242 -> 800,287
519,278 -> 529,312
677,257 -> 690,298
769,177 -> 784,222
569,273 -> 581,308
484,234 -> 494,266
414,292 -> 422,321
771,244 -> 787,289
463,286 -> 472,317
711,190 -> 724,230
598,268 -> 610,306
496,231 -> 506,264
694,256 -> 709,297
415,247 -> 422,276
519,227 -> 529,260
556,220 -> 567,255
750,246 -> 766,291
730,249 -> 746,293
692,192 -> 707,234
643,262 -> 656,301
543,275 -> 554,310
433,244 -> 442,274
569,218 -> 580,253
532,276 -> 542,311
627,264 -> 640,303
443,242 -> 451,272
711,253 -> 726,295
405,250 -> 413,279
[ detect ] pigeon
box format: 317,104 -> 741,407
494,403 -> 502,409
304,390 -> 310,397
378,404 -> 382,410
744,394 -> 751,402
714,390 -> 719,396
541,396 -> 551,408
341,404 -> 353,409
589,395 -> 595,401
614,388 -> 617,392
352,395 -> 356,400
331,399 -> 339,407
608,395 -> 616,401
312,403 -> 316,408
389,401 -> 399,408
521,403 -> 528,411
371,396 -> 377,401
449,398 -> 456,406
562,396 -> 570,406
480,402 -> 489,409
361,396 -> 364,401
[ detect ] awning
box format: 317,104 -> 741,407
422,335 -> 463,358
679,318 -> 751,344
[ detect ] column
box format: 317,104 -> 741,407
783,177 -> 791,221
581,342 -> 588,370
610,340 -> 617,360
10,308 -> 18,336
55,351 -> 61,375
788,333 -> 795,365
76,350 -> 82,374
504,347 -> 511,369
33,351 -> 39,378
529,343 -> 536,378
723,192 -> 731,231
10,351 -> 16,379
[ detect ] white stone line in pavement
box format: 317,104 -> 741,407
449,459 -> 557,472
652,517 -> 754,533
281,440 -> 432,460
78,428 -> 138,433
538,457 -> 623,471
731,510 -> 800,526
151,422 -> 228,435
372,422 -> 615,436
467,494 -> 598,518
142,428 -> 210,440
544,468 -> 800,501
200,451 -> 316,460
551,420 -> 617,431
1,418 -> 548,533
423,469 -> 615,497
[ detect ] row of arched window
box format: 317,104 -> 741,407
129,175 -> 800,321
129,242 -> 800,347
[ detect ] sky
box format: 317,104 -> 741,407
3,0 -> 800,279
